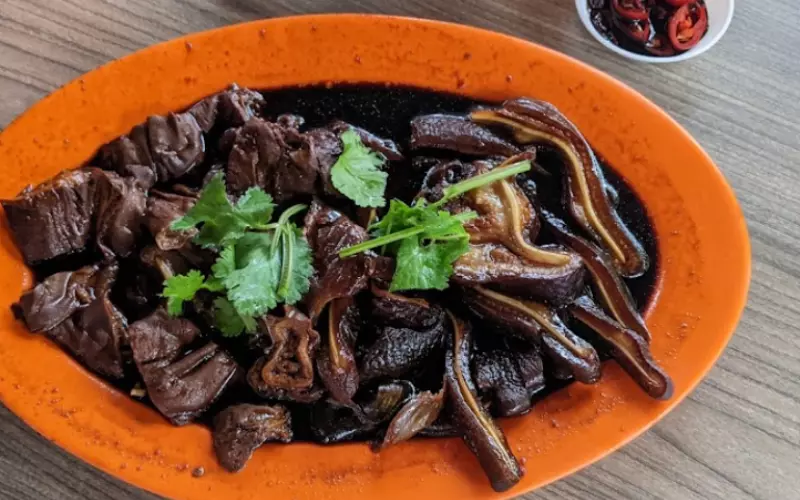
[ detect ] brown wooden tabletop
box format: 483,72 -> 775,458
1,1 -> 798,499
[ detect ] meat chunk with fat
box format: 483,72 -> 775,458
16,263 -> 128,379
94,169 -> 147,259
144,189 -> 198,251
2,168 -> 148,263
187,85 -> 265,133
128,309 -> 239,425
99,112 -> 205,184
2,169 -> 95,264
226,118 -> 316,202
213,404 -> 292,472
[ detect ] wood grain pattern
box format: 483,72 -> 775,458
0,1 -> 798,499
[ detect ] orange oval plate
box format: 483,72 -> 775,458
0,14 -> 749,500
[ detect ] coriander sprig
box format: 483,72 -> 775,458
330,129 -> 388,208
339,160 -> 531,292
161,175 -> 312,337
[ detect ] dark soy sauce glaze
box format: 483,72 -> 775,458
259,84 -> 658,307
28,84 -> 659,439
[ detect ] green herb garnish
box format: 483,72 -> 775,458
330,129 -> 388,208
339,160 -> 532,292
162,174 -> 312,336
171,175 -> 277,249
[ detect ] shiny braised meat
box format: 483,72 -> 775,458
144,189 -> 198,251
463,286 -> 602,384
226,118 -> 315,201
444,312 -> 523,492
99,112 -> 204,184
247,306 -> 323,403
128,309 -> 239,425
359,292 -> 447,382
2,169 -> 95,264
187,85 -> 266,133
411,114 -> 519,157
473,344 -> 545,417
377,388 -> 445,450
5,85 -> 667,488
94,169 -> 148,259
16,264 -> 101,333
453,243 -> 585,305
421,159 -> 586,305
2,168 -> 147,264
316,298 -> 361,404
213,404 -> 292,472
226,117 -> 400,203
17,263 -> 128,379
303,200 -> 375,320
471,98 -> 649,277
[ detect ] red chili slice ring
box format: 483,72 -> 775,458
663,0 -> 691,6
645,34 -> 677,56
611,0 -> 649,21
611,13 -> 652,44
668,1 -> 709,51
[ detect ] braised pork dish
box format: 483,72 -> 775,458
3,85 -> 672,492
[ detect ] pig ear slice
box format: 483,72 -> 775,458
316,298 -> 360,405
444,311 -> 523,493
470,98 -> 649,278
570,296 -> 673,400
463,286 -> 602,385
542,210 -> 651,342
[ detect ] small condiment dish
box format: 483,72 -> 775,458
575,0 -> 734,63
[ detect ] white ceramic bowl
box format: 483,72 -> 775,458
576,0 -> 734,63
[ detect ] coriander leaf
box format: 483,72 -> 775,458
223,242 -> 280,317
211,245 -> 236,282
331,129 -> 388,208
191,215 -> 247,249
231,232 -> 273,266
171,174 -> 277,248
276,224 -> 314,304
162,270 -> 208,316
370,199 -> 416,235
389,234 -> 470,292
235,187 -> 275,227
204,245 -> 235,292
171,174 -> 231,231
339,160 -> 531,292
420,209 -> 476,239
213,297 -> 257,337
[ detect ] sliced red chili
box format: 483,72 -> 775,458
663,0 -> 691,6
612,14 -> 652,44
645,34 -> 677,56
611,0 -> 649,21
668,2 -> 708,51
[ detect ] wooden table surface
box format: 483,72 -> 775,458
1,1 -> 798,499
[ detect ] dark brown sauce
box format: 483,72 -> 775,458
256,84 -> 658,307
29,84 -> 659,440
